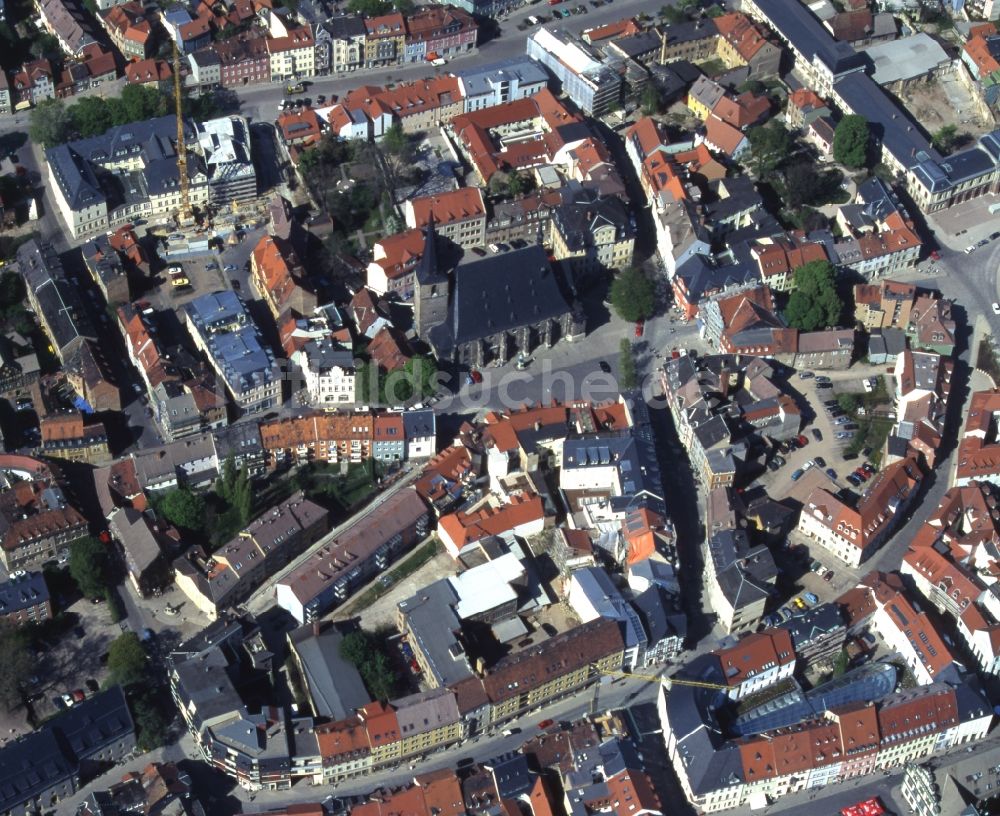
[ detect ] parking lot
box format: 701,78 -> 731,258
142,248 -> 234,313
22,594 -> 126,727
758,368 -> 890,503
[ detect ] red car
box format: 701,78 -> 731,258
854,468 -> 869,481
71,689 -> 85,703
635,320 -> 644,337
930,250 -> 941,261
537,719 -> 555,729
797,434 -> 808,447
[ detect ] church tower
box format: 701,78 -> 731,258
413,213 -> 449,339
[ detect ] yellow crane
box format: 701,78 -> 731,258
592,664 -> 730,691
172,40 -> 192,223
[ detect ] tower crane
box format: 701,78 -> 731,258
172,39 -> 192,224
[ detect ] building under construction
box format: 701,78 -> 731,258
44,114 -> 258,240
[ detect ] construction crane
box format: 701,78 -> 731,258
590,664 -> 730,690
172,40 -> 192,224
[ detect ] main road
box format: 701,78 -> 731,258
234,0 -> 683,123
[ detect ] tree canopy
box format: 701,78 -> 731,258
339,630 -> 397,701
610,267 -> 656,323
618,338 -> 637,390
833,115 -> 870,169
157,488 -> 206,532
0,628 -> 32,711
347,0 -> 411,13
216,456 -> 252,527
931,124 -> 959,154
746,121 -> 792,178
783,163 -> 843,209
641,85 -> 661,116
784,260 -> 842,331
69,536 -> 110,600
29,99 -> 73,148
106,632 -> 148,688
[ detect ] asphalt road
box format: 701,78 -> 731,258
233,0 -> 678,124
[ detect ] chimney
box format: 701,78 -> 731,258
312,619 -> 321,636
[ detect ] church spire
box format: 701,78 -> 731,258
415,209 -> 444,285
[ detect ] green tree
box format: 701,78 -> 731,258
111,84 -> 169,125
71,97 -> 114,138
381,123 -> 410,158
233,467 -> 252,524
130,687 -> 169,751
784,259 -> 842,331
158,488 -> 206,532
931,123 -> 959,154
69,536 -> 109,600
29,99 -> 73,148
837,393 -> 860,414
746,121 -> 792,178
833,115 -> 870,169
393,0 -> 414,11
610,267 -> 656,322
619,338 -> 637,389
507,171 -> 531,197
30,33 -> 61,61
106,632 -> 148,688
339,630 -> 397,700
640,84 -> 661,116
347,0 -> 391,14
833,647 -> 850,678
216,455 -> 238,504
784,163 -> 842,209
0,628 -> 32,710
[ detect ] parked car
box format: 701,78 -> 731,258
812,428 -> 823,441
798,371 -> 814,379
790,468 -> 804,481
836,431 -> 854,440
815,376 -> 831,384
538,719 -> 555,729
834,416 -> 850,425
803,592 -> 819,605
826,468 -> 837,480
823,570 -> 835,582
598,360 -> 611,373
847,473 -> 862,486
810,560 -> 822,572
813,456 -> 826,468
862,462 -> 875,474
797,434 -> 808,447
774,455 -> 786,467
635,320 -> 644,337
767,459 -> 780,472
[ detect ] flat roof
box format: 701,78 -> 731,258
862,33 -> 950,86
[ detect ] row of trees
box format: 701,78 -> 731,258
29,86 -> 222,148
152,456 -> 255,549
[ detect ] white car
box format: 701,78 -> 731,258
993,303 -> 1000,315
965,244 -> 978,254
